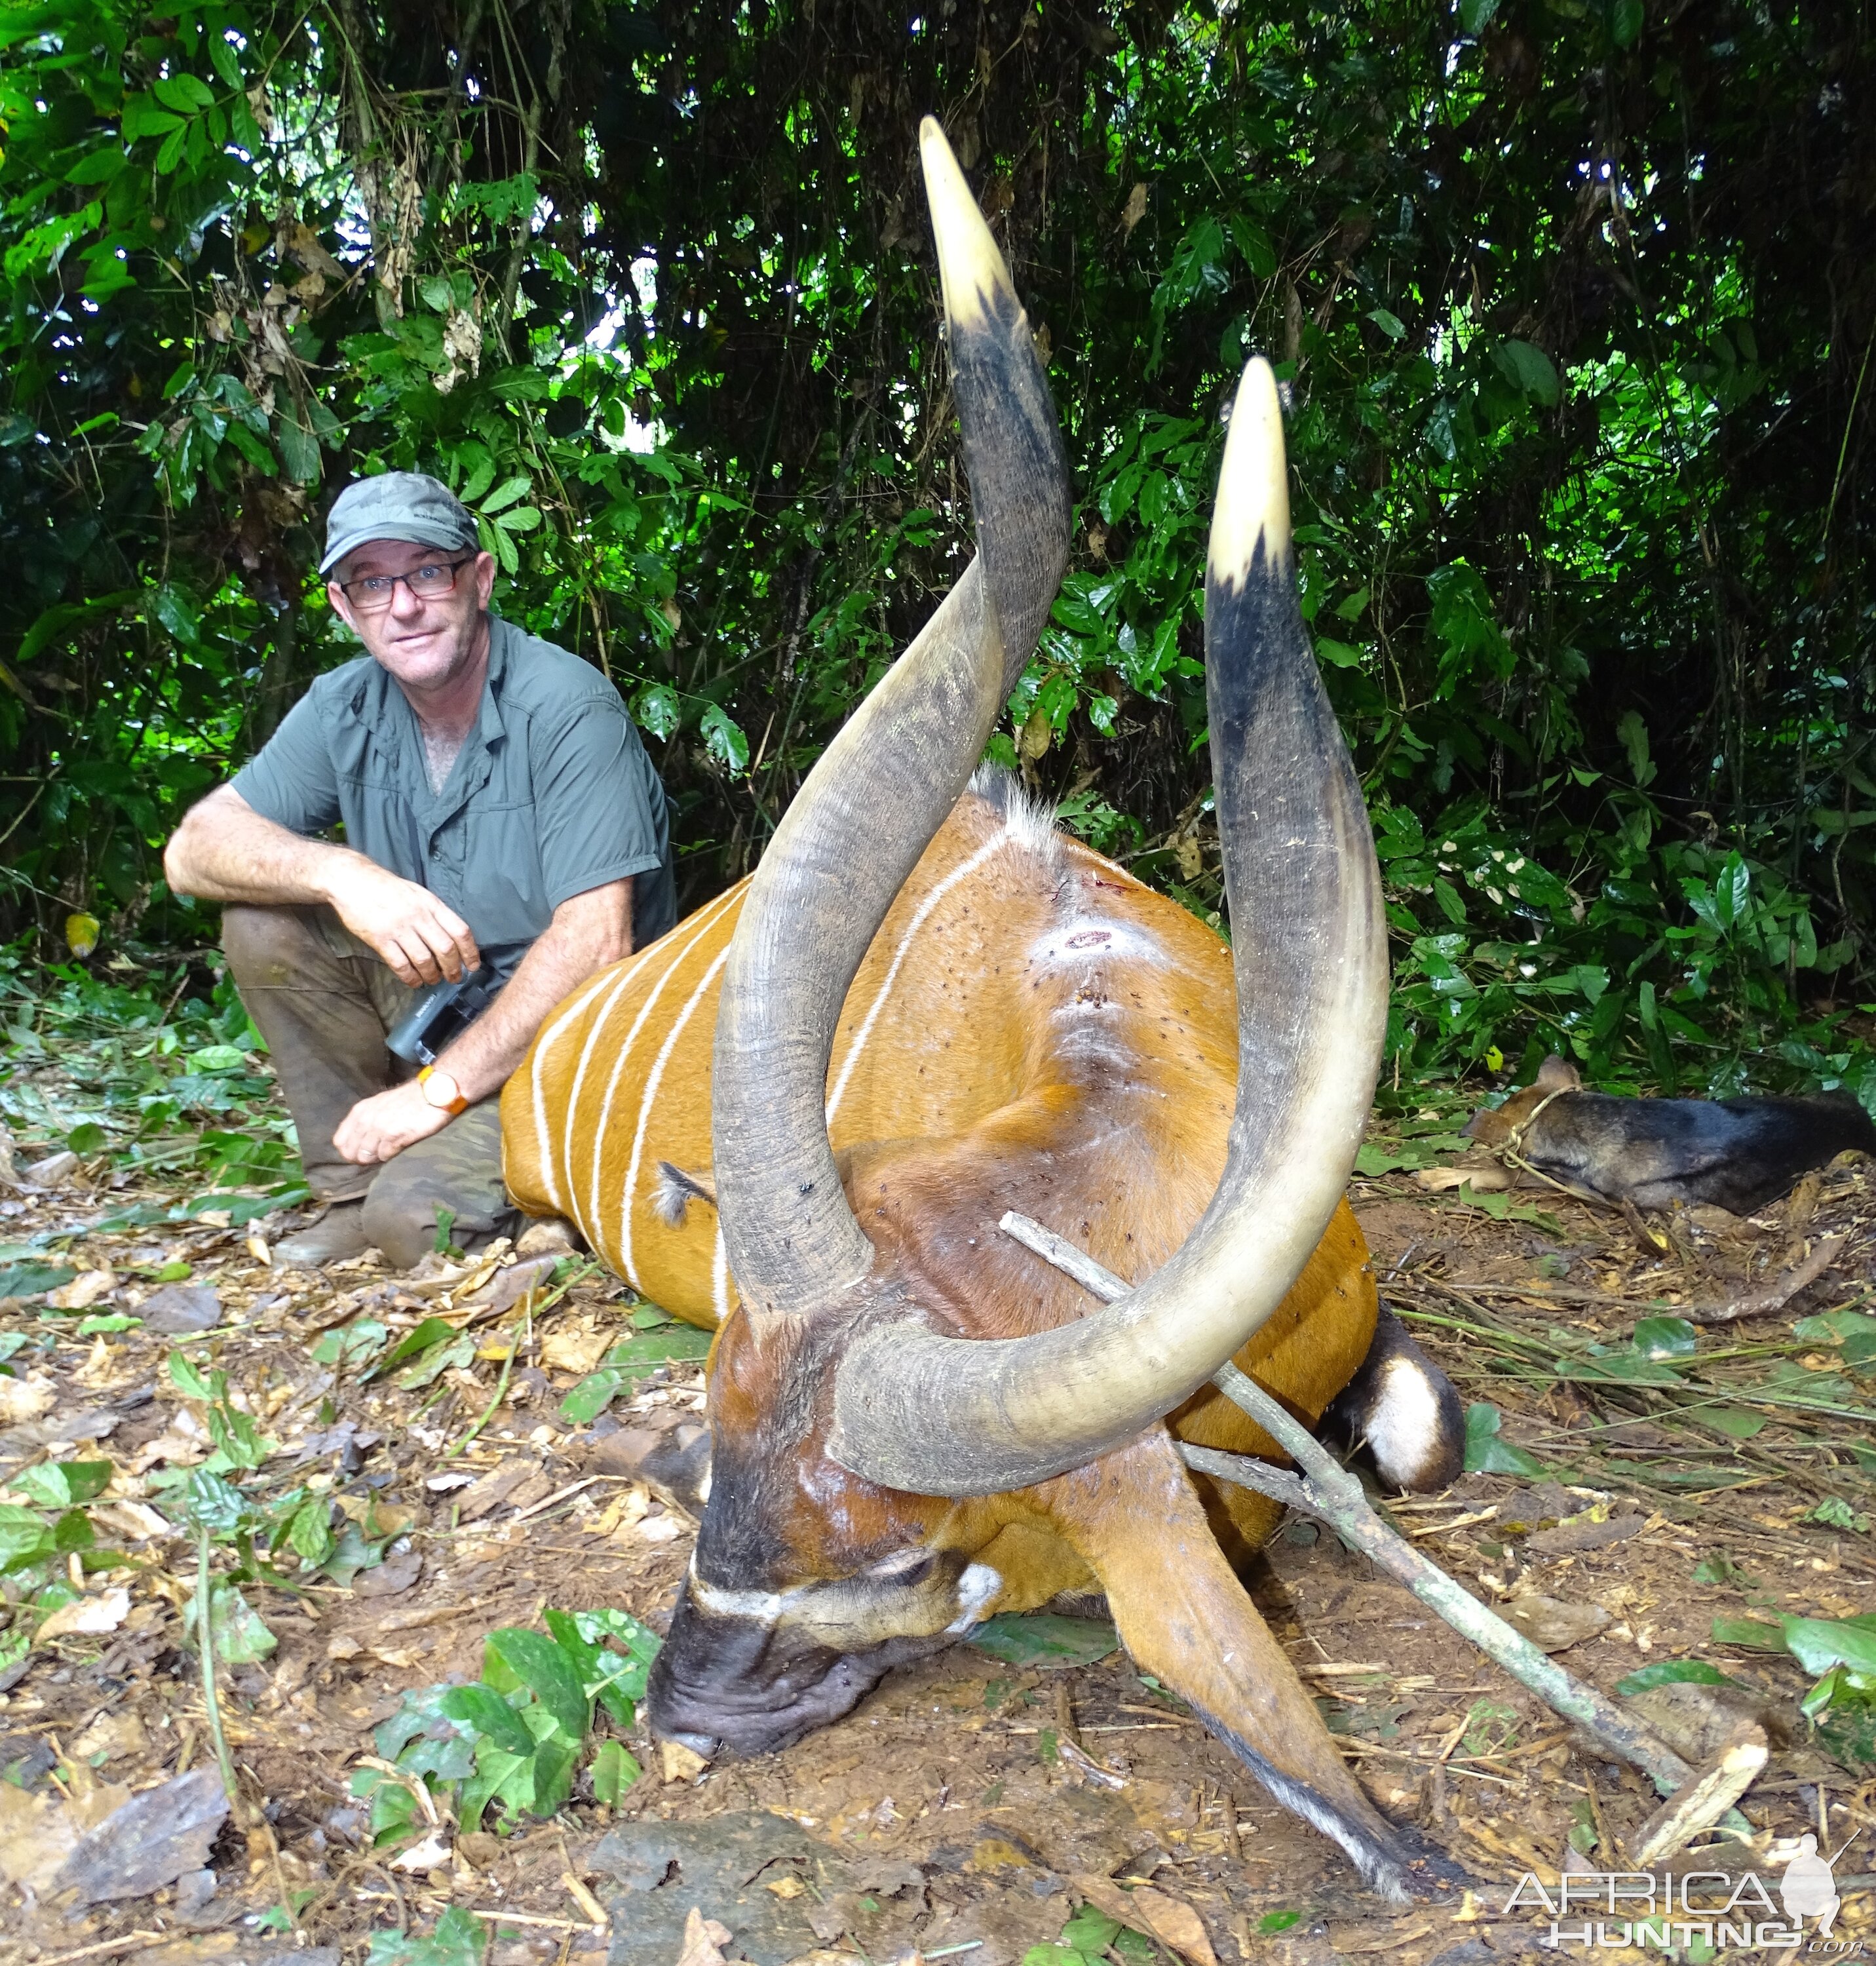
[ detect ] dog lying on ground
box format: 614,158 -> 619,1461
1465,1054 -> 1876,1214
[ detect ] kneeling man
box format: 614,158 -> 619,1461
164,473 -> 674,1269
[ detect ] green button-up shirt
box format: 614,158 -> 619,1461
233,616 -> 675,978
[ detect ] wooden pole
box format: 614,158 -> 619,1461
996,1209 -> 1694,1795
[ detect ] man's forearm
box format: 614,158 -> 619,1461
166,786 -> 369,907
168,784 -> 480,985
432,881 -> 633,1102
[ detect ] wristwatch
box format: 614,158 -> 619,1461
417,1066 -> 468,1116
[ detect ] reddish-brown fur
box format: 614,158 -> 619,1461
503,781 -> 1390,1845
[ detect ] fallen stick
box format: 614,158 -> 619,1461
997,1209 -> 1695,1796
1681,1236 -> 1842,1325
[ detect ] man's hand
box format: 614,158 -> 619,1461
165,787 -> 477,984
334,1080 -> 451,1166
328,861 -> 480,986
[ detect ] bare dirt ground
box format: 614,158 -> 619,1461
2,1104 -> 1873,1966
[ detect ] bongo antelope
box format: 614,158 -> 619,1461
503,121 -> 1460,1897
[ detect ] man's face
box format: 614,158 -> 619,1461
328,538 -> 497,695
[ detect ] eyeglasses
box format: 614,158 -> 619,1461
335,554 -> 476,613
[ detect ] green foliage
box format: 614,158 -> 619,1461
1,0 -> 1872,1117
0,952 -> 305,1205
967,1613 -> 1122,1670
1462,1401 -> 1546,1476
1712,1611 -> 1876,1769
365,1905 -> 488,1966
362,1608 -> 658,1839
1614,1660 -> 1735,1696
558,1324 -> 712,1423
1022,1900 -> 1157,1966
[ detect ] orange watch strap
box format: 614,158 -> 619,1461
417,1065 -> 468,1116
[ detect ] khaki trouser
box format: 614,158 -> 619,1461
221,904 -> 517,1269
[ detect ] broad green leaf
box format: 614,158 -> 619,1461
967,1613 -> 1120,1669
394,1332 -> 476,1390
0,1263 -> 77,1298
633,682 -> 680,739
277,416 -> 320,485
52,1509 -> 94,1556
288,1495 -> 334,1565
1060,1908 -> 1124,1952
559,1367 -> 628,1425
204,1581 -> 276,1663
151,71 -> 216,113
560,1326 -> 711,1423
479,474 -> 533,514
459,1740 -> 531,1832
186,1043 -> 248,1073
0,1505 -> 56,1573
527,1730 -> 580,1816
603,1327 -> 712,1370
320,1521 -> 387,1588
589,1737 -> 640,1805
120,96 -> 185,140
1491,339 -> 1561,407
439,1682 -> 539,1758
1793,1309 -> 1876,1361
11,1460 -> 111,1508
364,1315 -> 456,1381
700,702 -> 749,772
185,1469 -> 248,1535
1780,1615 -> 1876,1679
168,1350 -> 216,1401
1463,1402 -> 1546,1476
1711,1616 -> 1785,1649
571,1606 -> 663,1673
484,1628 -> 590,1741
375,1682 -> 479,1762
543,1606 -> 647,1724
1615,1659 -> 1733,1695
1632,1315 -> 1697,1359
311,1319 -> 389,1370
366,1904 -> 488,1966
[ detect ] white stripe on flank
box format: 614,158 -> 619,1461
527,960 -> 632,1216
712,1218 -> 731,1325
556,941 -> 664,1228
583,889 -> 740,1278
620,938 -> 733,1288
824,829 -> 1010,1126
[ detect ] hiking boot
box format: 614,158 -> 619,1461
275,1200 -> 372,1269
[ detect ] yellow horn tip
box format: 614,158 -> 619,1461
1207,358 -> 1292,590
919,116 -> 1014,331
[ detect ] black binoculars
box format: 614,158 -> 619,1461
385,963 -> 501,1066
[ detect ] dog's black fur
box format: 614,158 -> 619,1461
1468,1055 -> 1876,1214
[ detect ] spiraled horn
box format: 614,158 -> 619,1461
824,357 -> 1390,1495
709,119 -> 1071,1323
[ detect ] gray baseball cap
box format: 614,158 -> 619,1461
320,471 -> 480,575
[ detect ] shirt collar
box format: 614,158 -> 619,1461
476,615 -> 513,749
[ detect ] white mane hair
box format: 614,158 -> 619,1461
967,763 -> 1063,868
